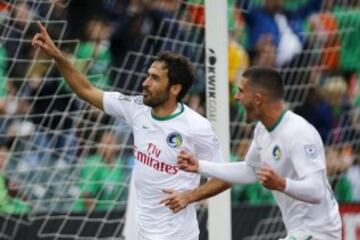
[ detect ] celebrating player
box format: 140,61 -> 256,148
177,67 -> 342,240
32,22 -> 230,240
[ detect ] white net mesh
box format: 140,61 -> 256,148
230,0 -> 360,239
0,0 -> 207,239
0,0 -> 359,239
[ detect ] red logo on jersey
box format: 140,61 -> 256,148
134,144 -> 178,175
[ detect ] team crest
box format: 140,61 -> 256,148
167,132 -> 183,148
272,145 -> 282,161
304,144 -> 317,160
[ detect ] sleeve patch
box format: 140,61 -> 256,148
304,144 -> 318,160
211,136 -> 220,150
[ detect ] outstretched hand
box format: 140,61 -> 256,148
177,150 -> 199,173
32,21 -> 61,58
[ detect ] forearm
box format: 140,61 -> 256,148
199,161 -> 258,184
284,170 -> 325,204
53,52 -> 103,109
187,178 -> 231,204
32,22 -> 103,109
54,52 -> 93,98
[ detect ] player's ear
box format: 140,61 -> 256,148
170,84 -> 182,98
254,92 -> 263,106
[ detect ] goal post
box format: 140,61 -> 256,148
205,1 -> 232,240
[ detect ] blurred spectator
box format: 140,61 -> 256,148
66,0 -> 106,40
309,4 -> 340,71
3,2 -> 37,61
0,43 -> 8,99
321,75 -> 352,144
241,0 -> 322,67
0,77 -> 33,138
24,45 -> 80,164
326,145 -> 353,175
345,158 -> 360,202
108,0 -> 147,69
184,93 -> 205,116
229,34 -> 249,121
295,87 -> 333,142
229,37 -> 249,85
37,0 -> 68,22
73,132 -> 127,212
74,18 -> 112,89
332,3 -> 360,76
0,140 -> 30,213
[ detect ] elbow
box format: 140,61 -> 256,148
307,187 -> 324,204
307,195 -> 322,204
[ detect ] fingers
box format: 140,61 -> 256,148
159,189 -> 175,204
160,189 -> 186,213
170,203 -> 182,213
37,21 -> 48,35
178,149 -> 193,159
162,189 -> 174,194
160,195 -> 173,205
32,32 -> 47,49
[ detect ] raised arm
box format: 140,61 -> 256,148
32,21 -> 104,110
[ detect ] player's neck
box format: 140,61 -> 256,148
260,102 -> 286,131
152,100 -> 179,118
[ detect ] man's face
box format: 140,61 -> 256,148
234,77 -> 260,123
142,61 -> 171,108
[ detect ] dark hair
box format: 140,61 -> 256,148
154,51 -> 195,101
242,66 -> 284,100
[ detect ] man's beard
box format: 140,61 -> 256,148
143,91 -> 170,108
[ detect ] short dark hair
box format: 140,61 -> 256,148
154,51 -> 195,101
242,66 -> 284,100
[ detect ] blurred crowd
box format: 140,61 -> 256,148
0,0 -> 359,213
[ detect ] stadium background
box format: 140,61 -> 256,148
0,0 -> 359,239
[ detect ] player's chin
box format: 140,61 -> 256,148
143,97 -> 152,107
245,114 -> 256,124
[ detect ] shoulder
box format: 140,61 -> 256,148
183,104 -> 213,133
284,111 -> 322,142
104,91 -> 144,106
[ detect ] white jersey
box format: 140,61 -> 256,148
103,92 -> 224,240
245,110 -> 342,239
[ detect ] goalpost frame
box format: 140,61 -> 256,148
205,1 -> 232,240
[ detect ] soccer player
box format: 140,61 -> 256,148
32,22 -> 230,240
177,67 -> 342,240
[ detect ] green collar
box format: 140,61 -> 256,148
151,103 -> 185,121
266,110 -> 287,132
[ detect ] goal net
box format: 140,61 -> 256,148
0,0 -> 359,240
229,0 -> 360,239
0,0 -> 208,239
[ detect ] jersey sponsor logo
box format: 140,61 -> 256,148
304,144 -> 317,160
134,146 -> 178,175
166,132 -> 183,148
272,145 -> 282,161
